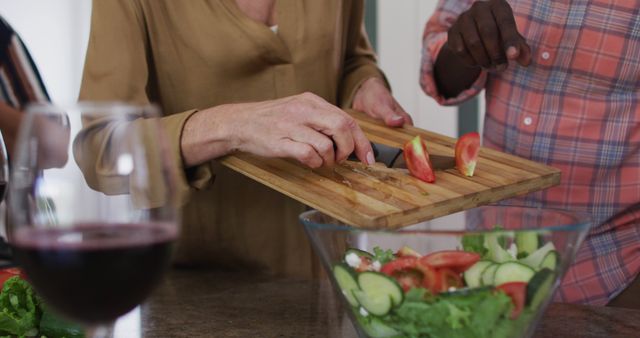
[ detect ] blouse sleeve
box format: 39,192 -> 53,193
77,0 -> 212,204
338,0 -> 390,109
420,0 -> 487,106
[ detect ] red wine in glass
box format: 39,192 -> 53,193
12,222 -> 176,324
0,181 -> 7,203
0,181 -> 9,259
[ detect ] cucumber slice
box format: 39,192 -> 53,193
527,268 -> 556,309
540,250 -> 559,271
361,317 -> 401,338
516,231 -> 539,256
481,263 -> 499,286
333,264 -> 360,307
485,233 -> 514,263
494,261 -> 536,285
358,272 -> 404,307
520,242 -> 556,269
353,290 -> 392,317
463,260 -> 493,288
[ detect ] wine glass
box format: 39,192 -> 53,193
0,130 -> 8,202
8,102 -> 180,337
0,130 -> 9,259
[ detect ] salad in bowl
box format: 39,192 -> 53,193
300,205 -> 591,338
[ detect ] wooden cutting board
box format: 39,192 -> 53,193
220,110 -> 560,229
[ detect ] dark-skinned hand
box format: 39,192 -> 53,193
446,0 -> 532,70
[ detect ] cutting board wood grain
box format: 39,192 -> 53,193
220,110 -> 561,229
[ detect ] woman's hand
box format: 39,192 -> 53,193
181,92 -> 374,169
352,77 -> 413,127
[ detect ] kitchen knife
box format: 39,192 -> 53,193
345,142 -> 455,169
372,142 -> 456,170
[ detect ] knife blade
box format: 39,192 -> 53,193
372,142 -> 456,170
345,142 -> 455,170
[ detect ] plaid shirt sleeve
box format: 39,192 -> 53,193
419,0 -> 487,106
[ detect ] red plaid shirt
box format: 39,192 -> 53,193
421,0 -> 640,305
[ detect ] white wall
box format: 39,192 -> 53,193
0,0 -> 92,103
377,0 -> 459,137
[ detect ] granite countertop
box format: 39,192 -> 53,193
140,268 -> 640,337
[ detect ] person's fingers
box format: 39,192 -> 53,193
491,0 -> 531,66
393,101 -> 414,126
516,40 -> 532,66
472,7 -> 506,69
290,93 -> 373,165
372,104 -> 405,128
289,127 -> 336,167
311,108 -> 374,165
306,108 -> 358,163
350,121 -> 375,165
279,139 -> 324,169
459,14 -> 492,68
447,27 -> 477,67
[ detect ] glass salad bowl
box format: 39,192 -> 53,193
300,205 -> 591,338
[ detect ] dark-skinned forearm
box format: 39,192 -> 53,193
433,42 -> 482,99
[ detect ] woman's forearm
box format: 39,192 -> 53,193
180,104 -> 240,167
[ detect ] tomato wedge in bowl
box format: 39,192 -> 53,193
420,250 -> 481,274
0,267 -> 25,290
497,282 -> 527,319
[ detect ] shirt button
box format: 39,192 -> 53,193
523,116 -> 533,126
541,51 -> 550,60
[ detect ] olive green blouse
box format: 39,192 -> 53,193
79,0 -> 385,277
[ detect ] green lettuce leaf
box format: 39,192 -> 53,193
380,288 -> 519,338
0,277 -> 41,337
372,247 -> 395,265
461,233 -> 487,256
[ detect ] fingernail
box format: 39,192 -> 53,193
507,46 -> 518,58
391,115 -> 403,121
366,151 -> 375,165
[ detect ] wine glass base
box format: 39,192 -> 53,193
86,322 -> 115,338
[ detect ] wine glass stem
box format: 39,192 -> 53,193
86,322 -> 115,338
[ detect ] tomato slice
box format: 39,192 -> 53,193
437,268 -> 464,292
420,250 -> 481,274
403,135 -> 435,183
382,257 -> 437,292
0,267 -> 24,290
415,262 -> 440,293
380,257 -> 419,276
455,131 -> 480,177
497,282 -> 527,319
393,269 -> 424,292
381,256 -> 466,294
